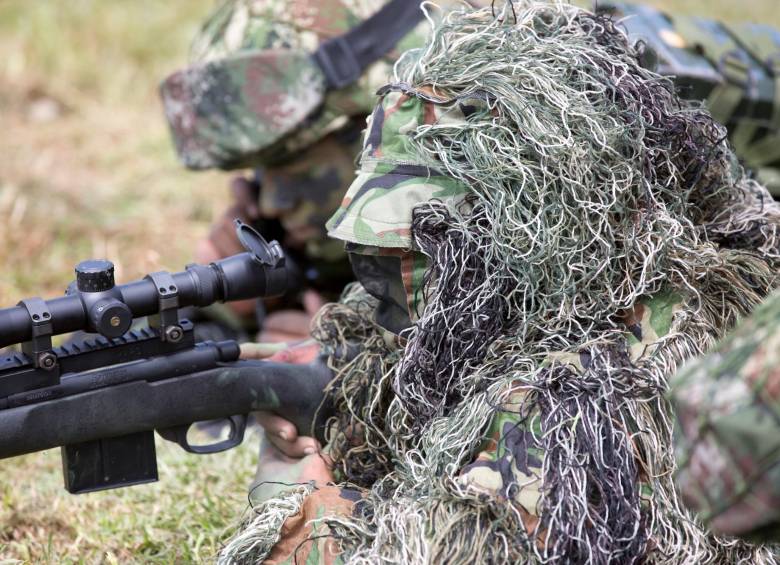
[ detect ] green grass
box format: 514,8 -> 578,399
0,0 -> 224,303
0,2 -> 247,563
0,437 -> 258,564
0,0 -> 779,563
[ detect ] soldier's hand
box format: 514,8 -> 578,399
239,338 -> 321,363
240,339 -> 324,458
197,175 -> 259,263
195,174 -> 262,318
257,289 -> 325,343
256,413 -> 321,458
230,175 -> 261,220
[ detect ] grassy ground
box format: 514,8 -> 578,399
0,438 -> 258,563
0,0 -> 779,563
0,1 -> 224,302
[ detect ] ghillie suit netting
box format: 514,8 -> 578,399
221,2 -> 780,563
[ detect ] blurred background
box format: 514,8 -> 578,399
0,0 -> 779,562
0,2 -> 250,563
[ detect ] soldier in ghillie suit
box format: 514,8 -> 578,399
218,2 -> 780,563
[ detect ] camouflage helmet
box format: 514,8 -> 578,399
327,85 -> 472,249
160,0 -> 433,170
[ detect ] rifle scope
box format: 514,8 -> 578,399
0,221 -> 287,349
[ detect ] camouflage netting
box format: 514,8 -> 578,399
221,2 -> 780,563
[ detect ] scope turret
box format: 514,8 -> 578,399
0,221 -> 287,349
75,260 -> 116,292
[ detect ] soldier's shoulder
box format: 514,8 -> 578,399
671,289 -> 780,539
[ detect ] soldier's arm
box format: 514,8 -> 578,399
670,289 -> 780,541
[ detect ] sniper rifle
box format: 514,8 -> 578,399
0,221 -> 331,494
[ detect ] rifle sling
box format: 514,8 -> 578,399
312,0 -> 425,90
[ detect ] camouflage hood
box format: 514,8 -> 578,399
324,85 -> 479,331
326,86 -> 473,249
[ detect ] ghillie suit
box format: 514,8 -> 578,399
221,2 -> 780,563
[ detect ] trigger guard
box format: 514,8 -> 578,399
158,414 -> 248,454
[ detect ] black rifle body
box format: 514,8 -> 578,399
0,222 -> 332,493
0,356 -> 331,460
0,325 -> 331,493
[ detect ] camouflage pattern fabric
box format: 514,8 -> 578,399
263,485 -> 358,565
671,288 -> 780,541
458,291 -> 684,532
161,0 -> 438,170
165,0 -> 476,278
326,86 -> 472,249
622,289 -> 682,362
458,385 -> 544,528
324,86 -> 476,329
161,49 -> 327,170
324,84 -> 697,549
242,286 -> 691,561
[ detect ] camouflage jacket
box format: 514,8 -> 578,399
671,288 -> 780,541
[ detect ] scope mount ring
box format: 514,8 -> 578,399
235,220 -> 285,268
18,297 -> 57,370
144,271 -> 182,342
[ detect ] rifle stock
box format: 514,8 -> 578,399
0,358 -> 332,493
0,359 -> 332,460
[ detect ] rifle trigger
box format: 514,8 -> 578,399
157,414 -> 248,454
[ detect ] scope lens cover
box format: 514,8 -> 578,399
235,220 -> 283,267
